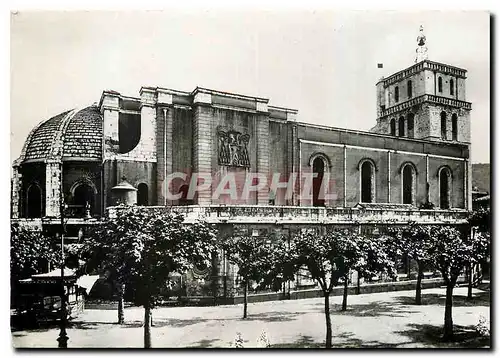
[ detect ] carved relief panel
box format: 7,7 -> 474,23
217,129 -> 250,168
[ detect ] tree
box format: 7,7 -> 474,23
355,233 -> 397,300
11,223 -> 61,293
80,206 -> 217,348
388,224 -> 434,305
328,229 -> 364,311
467,207 -> 491,298
291,228 -> 349,348
222,234 -> 284,319
78,224 -> 130,324
428,225 -> 489,341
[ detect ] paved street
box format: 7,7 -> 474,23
12,286 -> 490,348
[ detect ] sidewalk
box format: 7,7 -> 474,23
12,286 -> 490,348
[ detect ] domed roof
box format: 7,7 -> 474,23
21,106 -> 103,163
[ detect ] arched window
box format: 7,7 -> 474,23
360,160 -> 375,203
390,118 -> 396,136
438,77 -> 443,93
178,184 -> 192,205
118,113 -> 141,154
312,157 -> 326,207
73,183 -> 96,215
137,183 -> 149,206
401,164 -> 416,205
407,113 -> 415,138
450,79 -> 455,96
398,116 -> 405,137
440,111 -> 447,139
407,80 -> 413,98
26,183 -> 42,218
438,167 -> 452,209
451,113 -> 458,141
394,86 -> 399,102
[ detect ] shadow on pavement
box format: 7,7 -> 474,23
187,338 -> 223,348
271,335 -> 324,348
394,291 -> 490,307
394,323 -> 490,348
332,331 -> 408,348
122,317 -> 210,329
270,333 -> 406,349
240,311 -> 306,322
312,300 -> 417,318
122,310 -> 309,328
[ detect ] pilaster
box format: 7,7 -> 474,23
45,161 -> 61,217
193,92 -> 213,205
139,88 -> 158,161
100,91 -> 121,159
11,163 -> 21,218
256,105 -> 270,205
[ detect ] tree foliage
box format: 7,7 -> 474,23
427,225 -> 489,340
356,234 -> 397,281
11,223 -> 61,281
80,206 -> 217,304
222,233 -> 286,318
468,207 -> 490,233
292,229 -> 346,293
428,226 -> 479,285
79,206 -> 217,347
291,228 -> 363,348
223,235 -> 275,286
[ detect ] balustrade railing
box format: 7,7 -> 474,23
381,94 -> 471,117
106,205 -> 468,224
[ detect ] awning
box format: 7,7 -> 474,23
32,268 -> 76,279
76,275 -> 100,295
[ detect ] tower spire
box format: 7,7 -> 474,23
415,25 -> 428,63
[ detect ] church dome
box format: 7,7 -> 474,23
20,105 -> 103,163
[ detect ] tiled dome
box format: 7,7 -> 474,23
22,106 -> 103,163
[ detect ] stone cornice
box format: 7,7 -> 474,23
379,94 -> 472,118
192,87 -> 269,103
294,121 -> 469,149
378,60 -> 468,87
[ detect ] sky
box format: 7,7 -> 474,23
10,10 -> 490,164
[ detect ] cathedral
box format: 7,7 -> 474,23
11,27 -> 472,299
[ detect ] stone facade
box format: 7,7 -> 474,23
11,54 -> 473,301
372,60 -> 471,145
12,67 -> 472,220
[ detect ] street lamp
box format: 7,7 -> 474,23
57,194 -> 69,348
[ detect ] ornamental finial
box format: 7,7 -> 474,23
415,25 -> 428,63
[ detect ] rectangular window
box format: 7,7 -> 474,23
452,116 -> 458,140
441,117 -> 447,139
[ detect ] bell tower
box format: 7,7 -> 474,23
372,26 -> 471,144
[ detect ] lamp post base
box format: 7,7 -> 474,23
57,331 -> 69,348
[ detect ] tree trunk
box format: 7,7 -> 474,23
118,283 -> 125,324
443,283 -> 454,341
415,264 -> 423,305
467,263 -> 473,300
243,280 -> 248,319
144,299 -> 152,348
356,272 -> 361,295
341,276 -> 348,311
406,255 -> 411,280
323,291 -> 332,348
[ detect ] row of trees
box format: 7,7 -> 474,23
11,205 -> 489,348
226,223 -> 489,347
